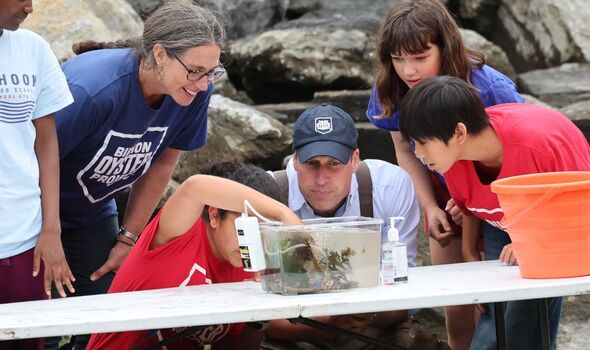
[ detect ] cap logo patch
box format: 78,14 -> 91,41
314,117 -> 333,134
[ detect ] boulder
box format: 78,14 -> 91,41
23,0 -> 143,63
124,0 -> 162,19
273,0 -> 394,33
227,27 -> 374,103
521,94 -> 557,110
457,0 -> 501,37
213,75 -> 253,105
560,100 -> 590,143
492,0 -> 590,71
125,0 -> 287,39
561,100 -> 590,122
460,29 -> 517,81
285,0 -> 321,19
256,102 -> 315,124
518,63 -> 590,108
172,94 -> 292,182
198,0 -> 288,39
312,90 -> 373,123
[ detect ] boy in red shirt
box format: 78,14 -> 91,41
87,160 -> 301,350
399,76 -> 590,350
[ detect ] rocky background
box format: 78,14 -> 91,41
23,0 -> 590,348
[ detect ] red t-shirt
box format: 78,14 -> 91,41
446,103 -> 590,228
87,213 -> 253,350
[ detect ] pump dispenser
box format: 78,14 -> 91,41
381,217 -> 408,285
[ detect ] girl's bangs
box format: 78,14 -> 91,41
389,21 -> 435,55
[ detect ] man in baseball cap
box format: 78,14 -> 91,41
266,104 -> 429,349
290,104 -> 362,216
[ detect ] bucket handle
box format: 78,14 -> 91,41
500,186 -> 563,229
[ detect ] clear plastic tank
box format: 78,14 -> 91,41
259,216 -> 382,295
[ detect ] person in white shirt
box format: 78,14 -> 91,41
265,104 -> 447,350
0,1 -> 74,349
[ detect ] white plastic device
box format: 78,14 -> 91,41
235,213 -> 266,272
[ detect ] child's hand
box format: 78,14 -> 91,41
33,229 -> 76,298
281,210 -> 304,226
445,198 -> 463,226
499,243 -> 518,265
462,250 -> 482,263
424,206 -> 453,247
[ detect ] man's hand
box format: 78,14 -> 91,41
33,229 -> 75,298
90,241 -> 133,281
424,206 -> 453,247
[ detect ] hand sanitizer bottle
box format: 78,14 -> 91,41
381,217 -> 408,285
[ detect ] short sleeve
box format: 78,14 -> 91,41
168,84 -> 212,151
366,86 -> 401,131
481,79 -> 525,106
32,36 -> 73,119
56,84 -> 102,158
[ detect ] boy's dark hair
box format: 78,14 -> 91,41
374,0 -> 484,118
399,76 -> 489,144
199,158 -> 280,222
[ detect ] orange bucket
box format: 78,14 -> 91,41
491,171 -> 590,278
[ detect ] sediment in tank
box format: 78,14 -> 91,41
260,223 -> 380,295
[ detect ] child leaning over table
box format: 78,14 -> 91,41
399,75 -> 590,350
86,159 -> 302,350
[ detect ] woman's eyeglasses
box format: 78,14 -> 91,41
174,55 -> 225,82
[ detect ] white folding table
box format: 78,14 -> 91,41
1,261 -> 589,349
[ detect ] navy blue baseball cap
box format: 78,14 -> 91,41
292,104 -> 358,164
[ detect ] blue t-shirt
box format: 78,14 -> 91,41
57,49 -> 210,229
366,64 -> 525,131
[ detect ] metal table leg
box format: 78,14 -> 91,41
493,302 -> 507,350
538,298 -> 551,350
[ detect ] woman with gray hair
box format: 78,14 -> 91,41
46,1 -> 226,348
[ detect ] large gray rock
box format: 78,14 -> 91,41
312,90 -> 373,123
172,94 -> 292,182
458,0 -> 501,37
560,100 -> 590,143
227,0 -> 394,103
561,100 -> 590,122
521,94 -> 557,110
23,0 -> 143,63
493,0 -> 590,71
199,0 -> 288,39
460,29 -> 516,80
459,0 -> 487,18
125,0 -> 162,19
213,75 -> 253,105
228,27 -> 374,103
518,63 -> 590,108
125,0 -> 287,39
286,0 -> 321,19
273,0 -> 395,34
